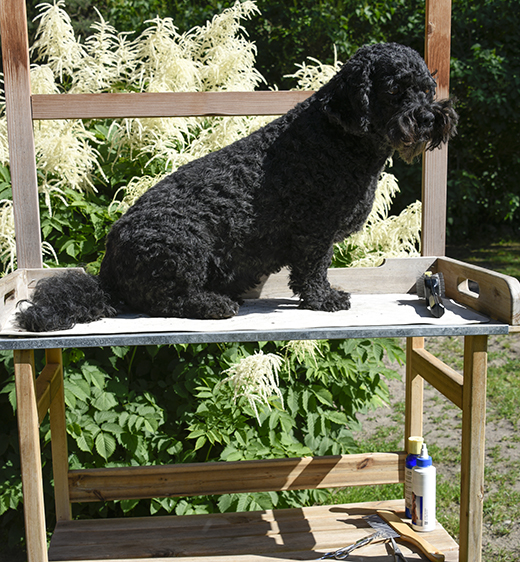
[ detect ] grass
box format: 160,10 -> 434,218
447,239 -> 520,279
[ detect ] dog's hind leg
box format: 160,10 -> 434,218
145,287 -> 240,320
177,291 -> 240,319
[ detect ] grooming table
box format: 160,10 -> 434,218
1,256 -> 518,562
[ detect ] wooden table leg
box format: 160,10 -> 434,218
47,348 -> 71,522
405,336 -> 425,441
14,349 -> 48,562
459,334 -> 488,562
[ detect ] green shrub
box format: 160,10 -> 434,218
0,339 -> 404,525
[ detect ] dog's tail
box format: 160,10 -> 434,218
15,270 -> 117,332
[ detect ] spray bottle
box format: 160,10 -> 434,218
411,442 -> 436,531
405,436 -> 424,518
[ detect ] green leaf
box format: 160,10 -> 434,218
143,418 -> 158,433
101,422 -> 125,436
286,388 -> 299,415
194,436 -> 207,450
278,411 -> 294,434
119,411 -> 129,428
325,410 -> 349,426
120,499 -> 139,514
65,379 -> 90,402
81,365 -> 106,390
95,432 -> 116,460
92,392 -> 118,411
120,432 -> 139,454
218,494 -> 235,512
94,410 -> 118,424
76,432 -> 93,453
136,405 -> 156,417
236,494 -> 251,512
312,386 -> 334,406
187,428 -> 206,439
111,346 -> 131,359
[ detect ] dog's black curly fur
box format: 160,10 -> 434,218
17,43 -> 458,331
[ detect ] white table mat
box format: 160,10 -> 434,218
2,294 -> 489,338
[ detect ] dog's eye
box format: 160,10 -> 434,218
388,85 -> 400,95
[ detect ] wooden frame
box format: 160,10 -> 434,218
1,0 -> 515,561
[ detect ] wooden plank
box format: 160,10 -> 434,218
421,0 -> 453,257
421,147 -> 448,257
243,258 -> 437,299
411,347 -> 463,409
405,337 -> 424,442
35,362 -> 61,424
0,0 -> 42,268
31,91 -> 313,120
0,269 -> 30,330
47,349 -> 72,522
435,256 -> 520,324
424,0 -> 453,100
68,452 -> 405,503
48,499 -> 459,561
1,260 -> 435,319
14,349 -> 49,562
459,335 -> 487,562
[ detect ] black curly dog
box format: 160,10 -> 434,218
17,43 -> 457,332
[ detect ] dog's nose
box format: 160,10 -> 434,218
418,111 -> 435,129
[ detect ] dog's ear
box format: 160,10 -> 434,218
319,55 -> 373,135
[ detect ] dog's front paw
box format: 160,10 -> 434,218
300,289 -> 351,312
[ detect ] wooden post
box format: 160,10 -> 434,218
459,335 -> 487,562
47,349 -> 72,521
14,350 -> 48,562
0,0 -> 43,268
405,337 -> 424,441
422,0 -> 452,257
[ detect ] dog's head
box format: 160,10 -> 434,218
319,42 -> 458,162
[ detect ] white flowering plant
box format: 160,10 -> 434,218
0,0 -> 420,273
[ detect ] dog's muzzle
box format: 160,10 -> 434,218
387,99 -> 458,163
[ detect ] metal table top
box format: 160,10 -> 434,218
0,322 -> 509,350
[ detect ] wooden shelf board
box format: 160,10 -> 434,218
48,499 -> 458,561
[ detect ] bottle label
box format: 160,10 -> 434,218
412,491 -> 434,530
405,466 -> 413,517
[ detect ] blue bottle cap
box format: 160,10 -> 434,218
416,443 -> 432,467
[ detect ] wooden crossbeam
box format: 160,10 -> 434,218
35,362 -> 62,424
411,347 -> 463,409
69,452 -> 406,503
31,91 -> 313,120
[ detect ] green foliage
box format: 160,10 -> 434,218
0,339 -> 404,542
446,0 -> 520,239
40,187 -> 122,272
245,0 -> 408,89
